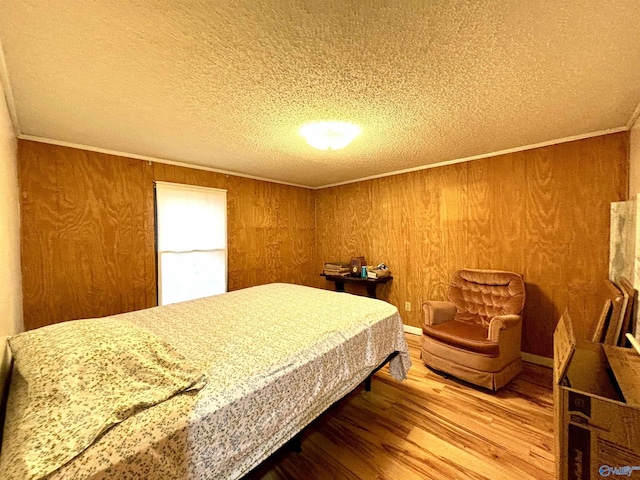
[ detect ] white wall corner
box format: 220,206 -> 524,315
0,77 -> 22,405
634,193 -> 640,341
629,114 -> 640,198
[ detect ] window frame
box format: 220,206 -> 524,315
154,181 -> 228,305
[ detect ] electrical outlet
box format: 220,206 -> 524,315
405,301 -> 411,312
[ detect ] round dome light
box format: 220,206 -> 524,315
299,121 -> 361,151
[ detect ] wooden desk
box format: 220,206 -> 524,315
320,273 -> 392,299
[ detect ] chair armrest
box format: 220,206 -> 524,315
488,314 -> 521,342
422,301 -> 456,328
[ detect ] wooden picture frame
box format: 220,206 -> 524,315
592,298 -> 612,343
617,277 -> 636,347
603,279 -> 626,346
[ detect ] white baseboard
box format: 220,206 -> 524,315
403,325 -> 422,336
520,352 -> 553,368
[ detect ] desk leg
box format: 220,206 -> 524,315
334,281 -> 345,293
366,284 -> 377,299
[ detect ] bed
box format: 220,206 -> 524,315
0,283 -> 411,480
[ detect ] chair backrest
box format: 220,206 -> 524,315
448,269 -> 525,328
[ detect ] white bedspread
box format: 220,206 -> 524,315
2,283 -> 411,480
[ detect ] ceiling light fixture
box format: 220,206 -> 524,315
299,121 -> 361,151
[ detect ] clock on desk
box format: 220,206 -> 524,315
350,256 -> 366,276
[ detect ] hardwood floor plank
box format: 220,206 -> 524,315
407,426 -> 525,480
247,334 -> 554,480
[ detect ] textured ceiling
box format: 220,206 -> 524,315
1,1 -> 640,187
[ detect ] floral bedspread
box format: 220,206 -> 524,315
3,283 -> 411,480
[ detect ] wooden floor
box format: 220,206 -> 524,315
248,334 -> 555,480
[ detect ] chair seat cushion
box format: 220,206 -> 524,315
422,320 -> 500,356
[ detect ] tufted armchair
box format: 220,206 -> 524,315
421,269 -> 526,390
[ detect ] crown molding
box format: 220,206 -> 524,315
18,126 -> 629,191
17,134 -> 311,189
316,127 -> 629,189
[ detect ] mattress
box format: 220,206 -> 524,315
1,283 -> 411,480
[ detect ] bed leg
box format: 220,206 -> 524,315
288,435 -> 302,453
364,375 -> 372,391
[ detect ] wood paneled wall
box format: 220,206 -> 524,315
19,133 -> 628,357
19,141 -> 156,330
315,133 -> 629,358
18,140 -> 316,331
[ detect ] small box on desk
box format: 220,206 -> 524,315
367,267 -> 391,279
554,310 -> 640,480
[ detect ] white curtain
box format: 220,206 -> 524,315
155,181 -> 227,305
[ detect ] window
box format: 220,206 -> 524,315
155,181 -> 227,305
